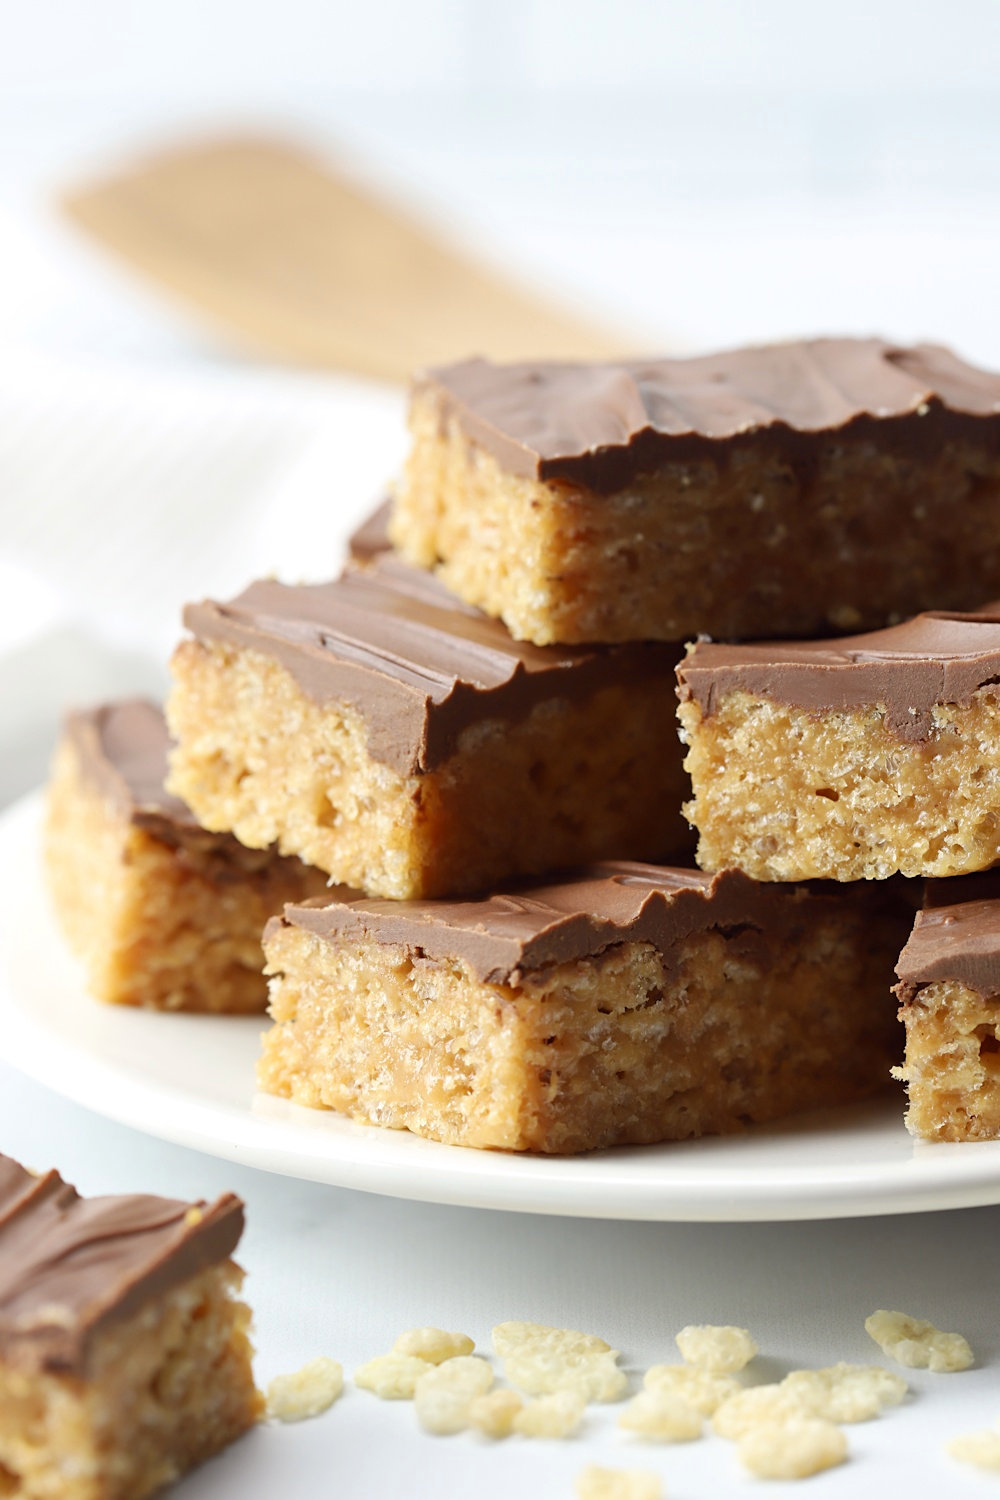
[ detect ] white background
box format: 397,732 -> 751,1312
1,3 -> 999,1495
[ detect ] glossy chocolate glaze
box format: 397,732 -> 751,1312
183,563 -> 680,777
896,898 -> 1000,1001
417,339 -> 1000,493
272,860 -> 891,986
0,1154 -> 243,1375
676,609 -> 1000,742
66,701 -> 278,872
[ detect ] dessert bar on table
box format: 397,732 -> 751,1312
259,862 -> 912,1154
894,877 -> 1000,1141
392,338 -> 1000,645
677,609 -> 1000,883
166,553 -> 689,902
0,1152 -> 259,1500
45,700 -> 327,1012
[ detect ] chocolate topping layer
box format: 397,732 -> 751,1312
66,700 -> 277,872
67,699 -> 196,829
418,339 -> 1000,493
677,609 -> 1000,742
896,899 -> 1000,1001
274,861 -> 879,986
184,563 -> 678,777
0,1154 -> 244,1375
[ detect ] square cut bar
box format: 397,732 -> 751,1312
259,862 -> 911,1154
0,1153 -> 260,1500
677,609 -> 1000,883
392,338 -> 1000,645
45,700 -> 327,1012
893,880 -> 1000,1140
167,554 -> 688,901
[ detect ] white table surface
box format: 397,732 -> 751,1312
1,1058 -> 998,1498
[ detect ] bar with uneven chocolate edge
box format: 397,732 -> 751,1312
676,608 -> 1000,883
259,861 -> 911,1154
392,337 -> 1000,645
167,556 -> 689,901
45,699 -> 327,1012
893,892 -> 1000,1141
0,1153 -> 260,1500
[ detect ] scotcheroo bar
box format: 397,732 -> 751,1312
259,862 -> 910,1154
677,609 -> 1000,882
45,700 -> 327,1012
0,1154 -> 260,1500
393,338 -> 1000,644
167,557 -> 688,900
893,885 -> 1000,1140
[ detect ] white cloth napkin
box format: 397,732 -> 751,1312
0,345 -> 406,801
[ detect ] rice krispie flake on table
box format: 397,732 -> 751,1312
394,338 -> 1000,645
864,1310 -> 974,1372
0,1153 -> 260,1500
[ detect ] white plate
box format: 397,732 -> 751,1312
4,790 -> 1000,1222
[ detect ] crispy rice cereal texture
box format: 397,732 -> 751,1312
395,388 -> 1000,646
675,1325 -> 758,1375
737,1418 -> 848,1480
894,979 -> 1000,1140
45,737 -> 325,1013
259,899 -> 904,1154
864,1311 -> 973,1372
167,639 -> 688,901
678,687 -> 1000,883
0,1263 -> 261,1500
265,1357 -> 343,1421
576,1466 -> 662,1500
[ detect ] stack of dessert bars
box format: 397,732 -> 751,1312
47,337 -> 1000,1150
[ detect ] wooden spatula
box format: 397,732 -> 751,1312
62,136 -> 626,382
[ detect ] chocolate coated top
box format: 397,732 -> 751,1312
417,339 -> 1000,493
67,699 -> 197,829
0,1154 -> 243,1374
677,609 -> 1000,741
274,861 -> 872,986
184,563 -> 678,776
896,899 -> 1000,1000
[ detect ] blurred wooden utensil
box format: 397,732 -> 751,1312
62,136 -> 625,382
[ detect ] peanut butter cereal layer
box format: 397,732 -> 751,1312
894,881 -> 1000,1140
0,1153 -> 260,1500
393,338 -> 1000,645
677,609 -> 1000,883
259,861 -> 910,1153
167,556 -> 687,901
45,701 -> 326,1012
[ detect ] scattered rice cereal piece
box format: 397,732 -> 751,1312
493,1321 -> 625,1401
392,1327 -> 475,1363
414,1355 -> 494,1434
737,1417 -> 847,1480
576,1464 -> 663,1500
865,1309 -> 974,1372
354,1352 -> 433,1399
780,1363 -> 907,1422
468,1388 -> 524,1438
512,1390 -> 587,1438
643,1364 -> 740,1416
947,1429 -> 1000,1471
675,1324 -> 758,1374
266,1357 -> 344,1421
712,1385 -> 809,1440
618,1388 -> 702,1442
493,1321 -> 611,1358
